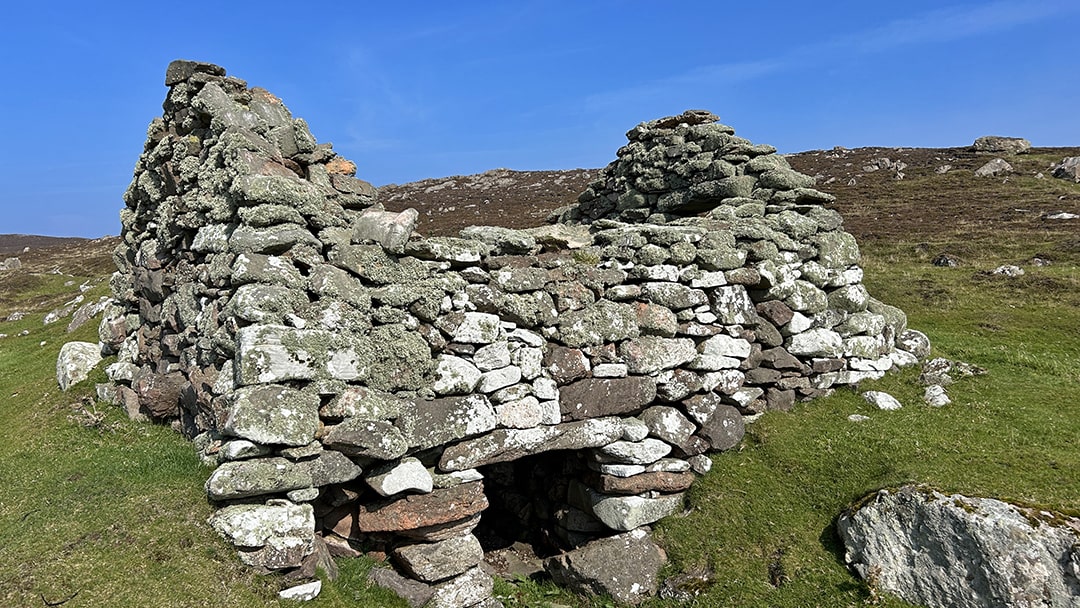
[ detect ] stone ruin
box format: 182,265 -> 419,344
97,60 -> 929,606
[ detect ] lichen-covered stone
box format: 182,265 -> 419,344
57,341 -> 103,391
205,457 -> 313,500
439,417 -> 637,470
557,300 -> 639,347
838,486 -> 1080,608
209,499 -> 315,570
223,385 -> 319,447
393,533 -> 484,583
323,419 -> 409,460
366,457 -> 434,497
397,394 -> 498,450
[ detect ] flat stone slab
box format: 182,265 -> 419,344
559,377 -> 657,421
439,417 -> 637,471
356,482 -> 488,532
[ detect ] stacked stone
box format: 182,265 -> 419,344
561,110 -> 923,405
101,62 -> 928,607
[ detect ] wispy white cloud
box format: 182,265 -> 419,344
583,1 -> 1076,111
838,0 -> 1077,53
584,59 -> 783,110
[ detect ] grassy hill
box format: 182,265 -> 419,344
0,146 -> 1077,607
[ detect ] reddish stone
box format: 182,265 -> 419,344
132,368 -> 184,418
356,482 -> 488,533
325,157 -> 357,176
543,345 -> 590,384
756,300 -> 794,326
325,504 -> 361,540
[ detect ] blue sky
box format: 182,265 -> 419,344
2,1 -> 1077,238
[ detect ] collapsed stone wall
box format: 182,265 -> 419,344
100,61 -> 927,606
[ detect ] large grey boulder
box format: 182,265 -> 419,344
838,485 -> 1080,608
974,158 -> 1014,177
972,135 -> 1031,155
1052,157 -> 1080,183
545,528 -> 667,605
57,341 -> 103,391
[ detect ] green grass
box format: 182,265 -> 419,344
1,233 -> 1078,607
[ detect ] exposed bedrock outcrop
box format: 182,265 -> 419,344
839,485 -> 1080,608
95,60 -> 930,605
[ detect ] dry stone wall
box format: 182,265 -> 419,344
100,61 -> 928,606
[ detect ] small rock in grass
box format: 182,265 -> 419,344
279,580 -> 322,601
862,391 -> 902,411
923,385 -> 951,407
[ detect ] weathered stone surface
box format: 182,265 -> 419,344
618,336 -> 697,374
131,367 -> 185,418
972,135 -> 1031,155
318,386 -> 405,420
302,450 -> 362,486
639,406 -> 697,446
357,482 -> 488,532
974,157 -> 1014,177
570,482 -> 685,531
697,404 -> 744,451
545,528 -> 667,605
323,418 -> 408,460
209,499 -> 315,570
597,438 -> 673,465
557,300 -> 639,347
476,365 -> 522,393
559,377 -> 657,421
593,471 -> 696,495
432,355 -> 482,395
439,417 -> 635,470
495,396 -> 546,429
838,485 -> 1080,608
1052,156 -> 1080,183
640,283 -> 707,309
427,566 -> 494,608
278,580 -> 322,601
398,513 -> 484,543
896,329 -> 931,359
786,328 -> 843,357
448,312 -> 503,344
543,345 -> 591,384
393,533 -> 484,582
223,385 -> 319,447
397,394 -> 497,449
461,225 -> 538,255
353,208 -> 418,254
234,325 -> 368,385
369,566 -> 435,608
57,341 -> 102,391
710,285 -> 756,324
366,457 -> 433,497
812,231 -> 860,268
863,390 -> 902,411
206,457 -> 312,500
